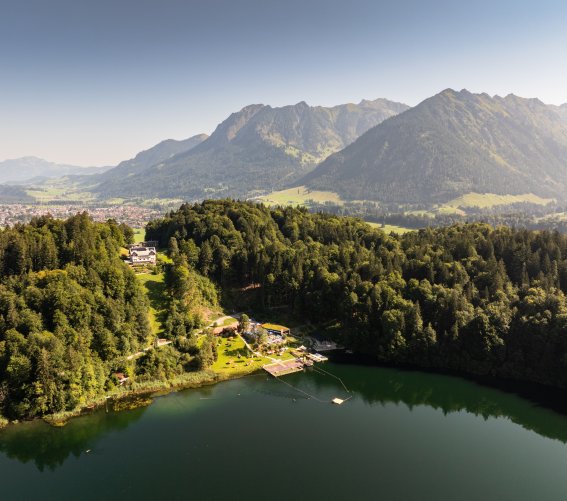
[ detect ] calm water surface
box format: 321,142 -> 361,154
1,363 -> 567,500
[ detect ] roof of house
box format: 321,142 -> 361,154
130,246 -> 156,257
261,323 -> 289,332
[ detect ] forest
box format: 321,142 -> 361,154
4,200 -> 567,423
147,200 -> 567,389
0,213 -> 218,422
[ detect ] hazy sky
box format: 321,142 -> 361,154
2,0 -> 567,166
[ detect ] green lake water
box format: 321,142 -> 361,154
1,363 -> 567,500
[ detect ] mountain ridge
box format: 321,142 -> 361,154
300,89 -> 567,203
93,98 -> 409,200
90,134 -> 209,188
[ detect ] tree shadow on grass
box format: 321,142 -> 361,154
224,347 -> 249,358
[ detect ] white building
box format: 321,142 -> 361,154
129,246 -> 157,265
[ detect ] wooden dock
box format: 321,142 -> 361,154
263,359 -> 304,377
263,351 -> 328,377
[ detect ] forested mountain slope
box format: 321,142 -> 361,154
87,134 -> 208,188
302,89 -> 567,203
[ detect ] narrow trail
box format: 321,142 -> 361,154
194,313 -> 241,337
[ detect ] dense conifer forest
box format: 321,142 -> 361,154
147,200 -> 567,389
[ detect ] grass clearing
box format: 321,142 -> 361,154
257,186 -> 343,207
137,272 -> 167,337
133,228 -> 146,242
366,222 -> 413,234
211,336 -> 269,376
444,192 -> 554,209
26,181 -> 96,203
211,317 -> 238,328
210,333 -> 299,377
433,205 -> 466,216
158,253 -> 173,264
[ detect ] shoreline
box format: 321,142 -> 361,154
0,365 -> 263,430
332,351 -> 567,418
4,349 -> 567,430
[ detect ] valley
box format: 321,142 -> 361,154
3,90 -> 567,233
5,2 -> 567,499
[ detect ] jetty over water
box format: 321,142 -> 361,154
263,359 -> 304,377
263,353 -> 352,405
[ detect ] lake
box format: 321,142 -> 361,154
1,363 -> 567,500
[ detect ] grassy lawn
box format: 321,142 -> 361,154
211,317 -> 238,328
366,221 -> 413,234
257,185 -> 343,207
431,205 -> 466,216
133,228 -> 146,242
211,336 -> 268,376
137,272 -> 167,337
271,351 -> 295,361
159,254 -> 173,264
210,335 -> 299,376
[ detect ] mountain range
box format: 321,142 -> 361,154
0,157 -> 109,185
550,103 -> 567,124
91,98 -> 409,200
86,134 -> 209,189
5,90 -> 567,207
301,89 -> 567,203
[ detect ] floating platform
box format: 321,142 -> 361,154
263,359 -> 304,377
332,398 -> 344,405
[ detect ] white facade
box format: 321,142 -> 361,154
129,246 -> 157,265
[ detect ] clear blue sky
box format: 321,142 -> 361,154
1,0 -> 566,166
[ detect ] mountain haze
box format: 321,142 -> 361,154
94,99 -> 409,199
89,134 -> 208,188
302,89 -> 567,203
550,103 -> 567,124
0,157 -> 108,184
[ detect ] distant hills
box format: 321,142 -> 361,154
7,91 -> 567,208
92,99 -> 409,200
0,157 -> 109,184
301,89 -> 567,203
0,185 -> 34,203
90,134 -> 209,189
